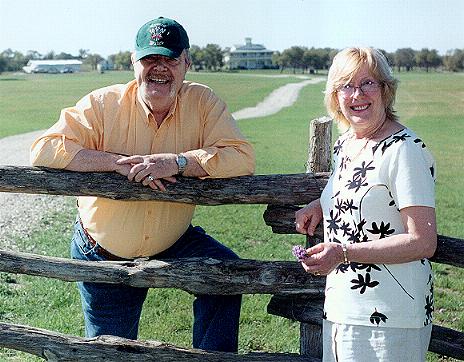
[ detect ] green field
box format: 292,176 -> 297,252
0,70 -> 463,361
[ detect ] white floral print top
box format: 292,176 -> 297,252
320,127 -> 435,328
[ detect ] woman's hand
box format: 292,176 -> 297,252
301,242 -> 344,276
295,199 -> 323,235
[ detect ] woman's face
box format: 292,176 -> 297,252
336,63 -> 386,133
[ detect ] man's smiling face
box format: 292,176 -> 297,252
133,51 -> 190,115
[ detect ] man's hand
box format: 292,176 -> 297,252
116,153 -> 178,191
114,162 -> 132,177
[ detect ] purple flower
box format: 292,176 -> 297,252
292,245 -> 308,261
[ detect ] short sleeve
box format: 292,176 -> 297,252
388,140 -> 435,210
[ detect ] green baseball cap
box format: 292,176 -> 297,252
134,17 -> 190,61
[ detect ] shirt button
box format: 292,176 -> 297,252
147,210 -> 152,215
144,235 -> 149,240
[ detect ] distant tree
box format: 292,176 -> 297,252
1,49 -> 27,71
415,48 -> 441,72
272,51 -> 286,72
26,50 -> 42,61
394,48 -> 416,72
203,44 -> 223,71
282,46 -> 305,73
54,52 -> 75,60
78,49 -> 89,60
84,53 -> 104,71
43,51 -> 55,60
443,49 -> 464,72
302,48 -> 315,73
328,48 -> 339,68
189,45 -> 204,71
427,49 -> 441,70
0,56 -> 6,74
112,51 -> 132,70
316,48 -> 332,70
302,47 -> 328,73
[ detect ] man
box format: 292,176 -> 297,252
30,17 -> 255,353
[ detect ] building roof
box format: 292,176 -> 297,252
26,59 -> 83,66
229,38 -> 273,54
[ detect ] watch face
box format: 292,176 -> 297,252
176,154 -> 187,174
178,155 -> 187,167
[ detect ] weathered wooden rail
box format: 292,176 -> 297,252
0,323 -> 318,362
0,166 -> 328,205
0,117 -> 463,361
0,249 -> 325,295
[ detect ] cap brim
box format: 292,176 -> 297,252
134,47 -> 183,62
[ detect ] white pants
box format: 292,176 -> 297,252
322,320 -> 432,362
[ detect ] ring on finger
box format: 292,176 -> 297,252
314,271 -> 321,276
147,175 -> 155,182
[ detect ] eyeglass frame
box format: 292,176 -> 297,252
336,80 -> 383,98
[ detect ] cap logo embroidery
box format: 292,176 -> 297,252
149,24 -> 168,46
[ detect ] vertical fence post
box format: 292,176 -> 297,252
300,116 -> 332,358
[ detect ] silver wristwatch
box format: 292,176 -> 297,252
175,153 -> 188,175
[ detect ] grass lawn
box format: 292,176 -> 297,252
0,71 -> 304,138
0,70 -> 462,361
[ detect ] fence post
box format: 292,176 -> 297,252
300,116 -> 332,358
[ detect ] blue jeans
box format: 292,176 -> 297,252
70,219 -> 241,352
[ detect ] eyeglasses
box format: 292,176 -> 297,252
337,80 -> 382,97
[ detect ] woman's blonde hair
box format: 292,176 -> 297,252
324,47 -> 399,130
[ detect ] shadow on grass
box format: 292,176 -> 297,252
0,78 -> 26,81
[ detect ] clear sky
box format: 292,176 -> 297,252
1,0 -> 462,57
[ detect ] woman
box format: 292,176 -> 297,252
295,47 -> 436,361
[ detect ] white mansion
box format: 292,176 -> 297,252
224,38 -> 275,70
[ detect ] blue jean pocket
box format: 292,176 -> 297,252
71,219 -> 105,262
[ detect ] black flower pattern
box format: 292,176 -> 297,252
353,160 -> 375,178
350,273 -> 379,294
334,198 -> 345,215
326,210 -> 341,235
366,221 -> 395,239
392,133 -> 411,143
424,295 -> 434,326
340,222 -> 352,236
350,262 -> 382,273
346,177 -> 368,192
333,139 -> 345,156
343,199 -> 358,214
414,138 -> 426,148
370,309 -> 388,326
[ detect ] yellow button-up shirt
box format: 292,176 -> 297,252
31,79 -> 255,258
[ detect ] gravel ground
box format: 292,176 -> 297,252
0,77 -> 322,249
0,130 -> 72,249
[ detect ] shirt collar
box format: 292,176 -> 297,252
135,82 -> 183,126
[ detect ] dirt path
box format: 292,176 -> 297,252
0,77 -> 324,247
233,78 -> 324,120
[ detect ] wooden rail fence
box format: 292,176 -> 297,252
0,117 -> 462,361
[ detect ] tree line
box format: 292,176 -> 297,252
1,45 -> 463,74
273,47 -> 464,73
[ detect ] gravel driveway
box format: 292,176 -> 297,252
0,77 -> 324,248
